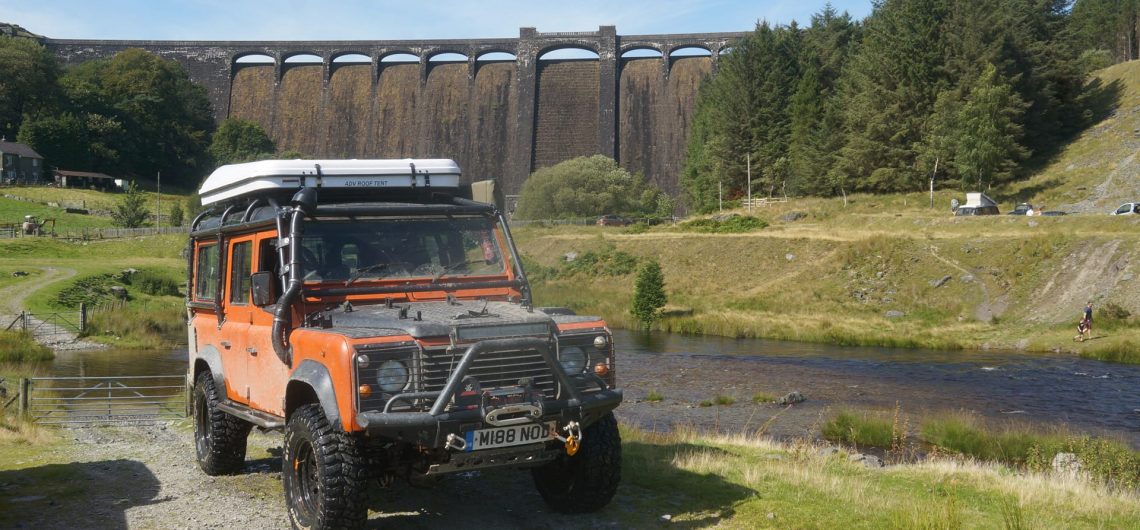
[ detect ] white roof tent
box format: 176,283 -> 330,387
198,159 -> 462,206
963,192 -> 997,208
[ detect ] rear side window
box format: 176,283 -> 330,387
195,244 -> 219,301
229,241 -> 252,305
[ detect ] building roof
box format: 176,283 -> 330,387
54,169 -> 116,180
0,140 -> 43,159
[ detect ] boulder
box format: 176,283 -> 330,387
776,391 -> 805,405
929,275 -> 953,288
781,211 -> 807,222
785,253 -> 795,262
849,453 -> 884,468
885,310 -> 905,319
110,286 -> 128,299
1052,452 -> 1084,479
562,252 -> 578,262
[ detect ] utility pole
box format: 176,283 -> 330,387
155,171 -> 161,227
746,154 -> 752,212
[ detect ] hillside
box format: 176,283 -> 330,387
516,63 -> 1140,361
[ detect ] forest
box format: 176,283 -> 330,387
682,0 -> 1140,212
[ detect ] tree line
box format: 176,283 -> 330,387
0,38 -> 278,189
683,0 -> 1129,213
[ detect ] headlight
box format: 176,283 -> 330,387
559,346 -> 587,374
376,360 -> 409,392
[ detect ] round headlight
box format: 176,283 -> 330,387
559,346 -> 587,374
376,360 -> 409,392
356,354 -> 370,368
593,335 -> 608,349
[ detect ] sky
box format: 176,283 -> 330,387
1,0 -> 873,41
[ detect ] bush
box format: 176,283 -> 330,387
562,248 -> 641,278
822,411 -> 894,448
515,155 -> 671,219
631,260 -> 667,328
0,331 -> 54,362
53,273 -> 119,309
131,270 -> 180,296
646,390 -> 664,402
679,215 -> 767,233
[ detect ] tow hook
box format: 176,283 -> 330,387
552,421 -> 582,456
445,433 -> 467,452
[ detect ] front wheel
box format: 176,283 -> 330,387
283,403 -> 367,530
532,412 -> 622,513
193,371 -> 251,475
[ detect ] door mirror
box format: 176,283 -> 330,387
250,271 -> 276,306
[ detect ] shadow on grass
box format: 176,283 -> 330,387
361,440 -> 753,529
0,459 -> 165,529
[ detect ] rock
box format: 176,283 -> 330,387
562,252 -> 578,262
1123,273 -> 1134,282
1052,452 -> 1084,478
767,512 -> 777,520
818,447 -> 840,457
776,391 -> 805,405
961,274 -> 975,283
849,454 -> 884,468
110,286 -> 128,299
660,514 -> 673,522
781,211 -> 806,222
929,275 -> 952,288
1027,220 -> 1038,228
876,271 -> 885,279
885,310 -> 905,319
785,253 -> 795,261
11,270 -> 28,277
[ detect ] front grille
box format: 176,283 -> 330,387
422,345 -> 557,400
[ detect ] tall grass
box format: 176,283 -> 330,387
86,299 -> 186,348
0,331 -> 54,362
822,410 -> 895,449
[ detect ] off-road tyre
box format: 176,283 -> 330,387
193,371 -> 251,475
283,403 -> 367,530
532,412 -> 622,513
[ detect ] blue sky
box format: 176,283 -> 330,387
1,1 -> 872,41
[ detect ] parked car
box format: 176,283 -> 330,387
1111,202 -> 1140,215
955,205 -> 1000,216
596,214 -> 631,226
1008,203 -> 1034,215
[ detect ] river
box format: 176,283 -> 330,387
40,330 -> 1140,447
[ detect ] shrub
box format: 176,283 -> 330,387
562,248 -> 641,278
0,331 -> 54,362
822,411 -> 893,448
646,390 -> 664,402
752,392 -> 775,403
515,155 -> 670,219
713,395 -> 735,406
53,273 -> 119,309
679,214 -> 767,233
131,270 -> 180,296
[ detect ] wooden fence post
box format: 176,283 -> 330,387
79,303 -> 87,334
20,311 -> 26,333
18,378 -> 29,417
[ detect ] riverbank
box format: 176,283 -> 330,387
514,202 -> 1140,364
0,420 -> 1136,528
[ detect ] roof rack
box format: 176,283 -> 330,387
198,158 -> 462,206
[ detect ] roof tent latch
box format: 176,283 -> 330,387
313,163 -> 323,188
409,162 -> 416,189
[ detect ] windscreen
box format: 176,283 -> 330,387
298,216 -> 506,283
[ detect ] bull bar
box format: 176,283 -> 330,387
355,337 -> 622,446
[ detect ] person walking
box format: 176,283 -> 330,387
1083,301 -> 1094,340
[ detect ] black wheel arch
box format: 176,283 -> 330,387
286,359 -> 342,427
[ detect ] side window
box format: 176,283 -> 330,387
1117,204 -> 1131,215
195,243 -> 219,301
229,241 -> 252,305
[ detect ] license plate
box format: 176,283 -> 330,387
464,421 -> 557,452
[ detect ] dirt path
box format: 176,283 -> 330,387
0,266 -> 104,351
3,423 -> 624,529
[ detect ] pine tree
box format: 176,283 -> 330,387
111,181 -> 151,228
631,261 -> 667,329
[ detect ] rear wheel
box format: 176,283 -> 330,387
532,412 -> 622,513
283,403 -> 367,530
193,371 -> 251,475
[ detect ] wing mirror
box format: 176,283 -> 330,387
251,271 -> 277,306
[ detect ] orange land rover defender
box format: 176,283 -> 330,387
187,159 -> 623,529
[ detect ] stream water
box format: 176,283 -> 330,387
39,330 -> 1140,446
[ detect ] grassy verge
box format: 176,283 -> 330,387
0,331 -> 54,362
821,409 -> 1140,489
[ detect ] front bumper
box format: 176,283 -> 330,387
355,337 -> 623,447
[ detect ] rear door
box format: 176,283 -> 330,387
221,236 -> 255,404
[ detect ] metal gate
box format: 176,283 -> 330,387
25,375 -> 186,425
